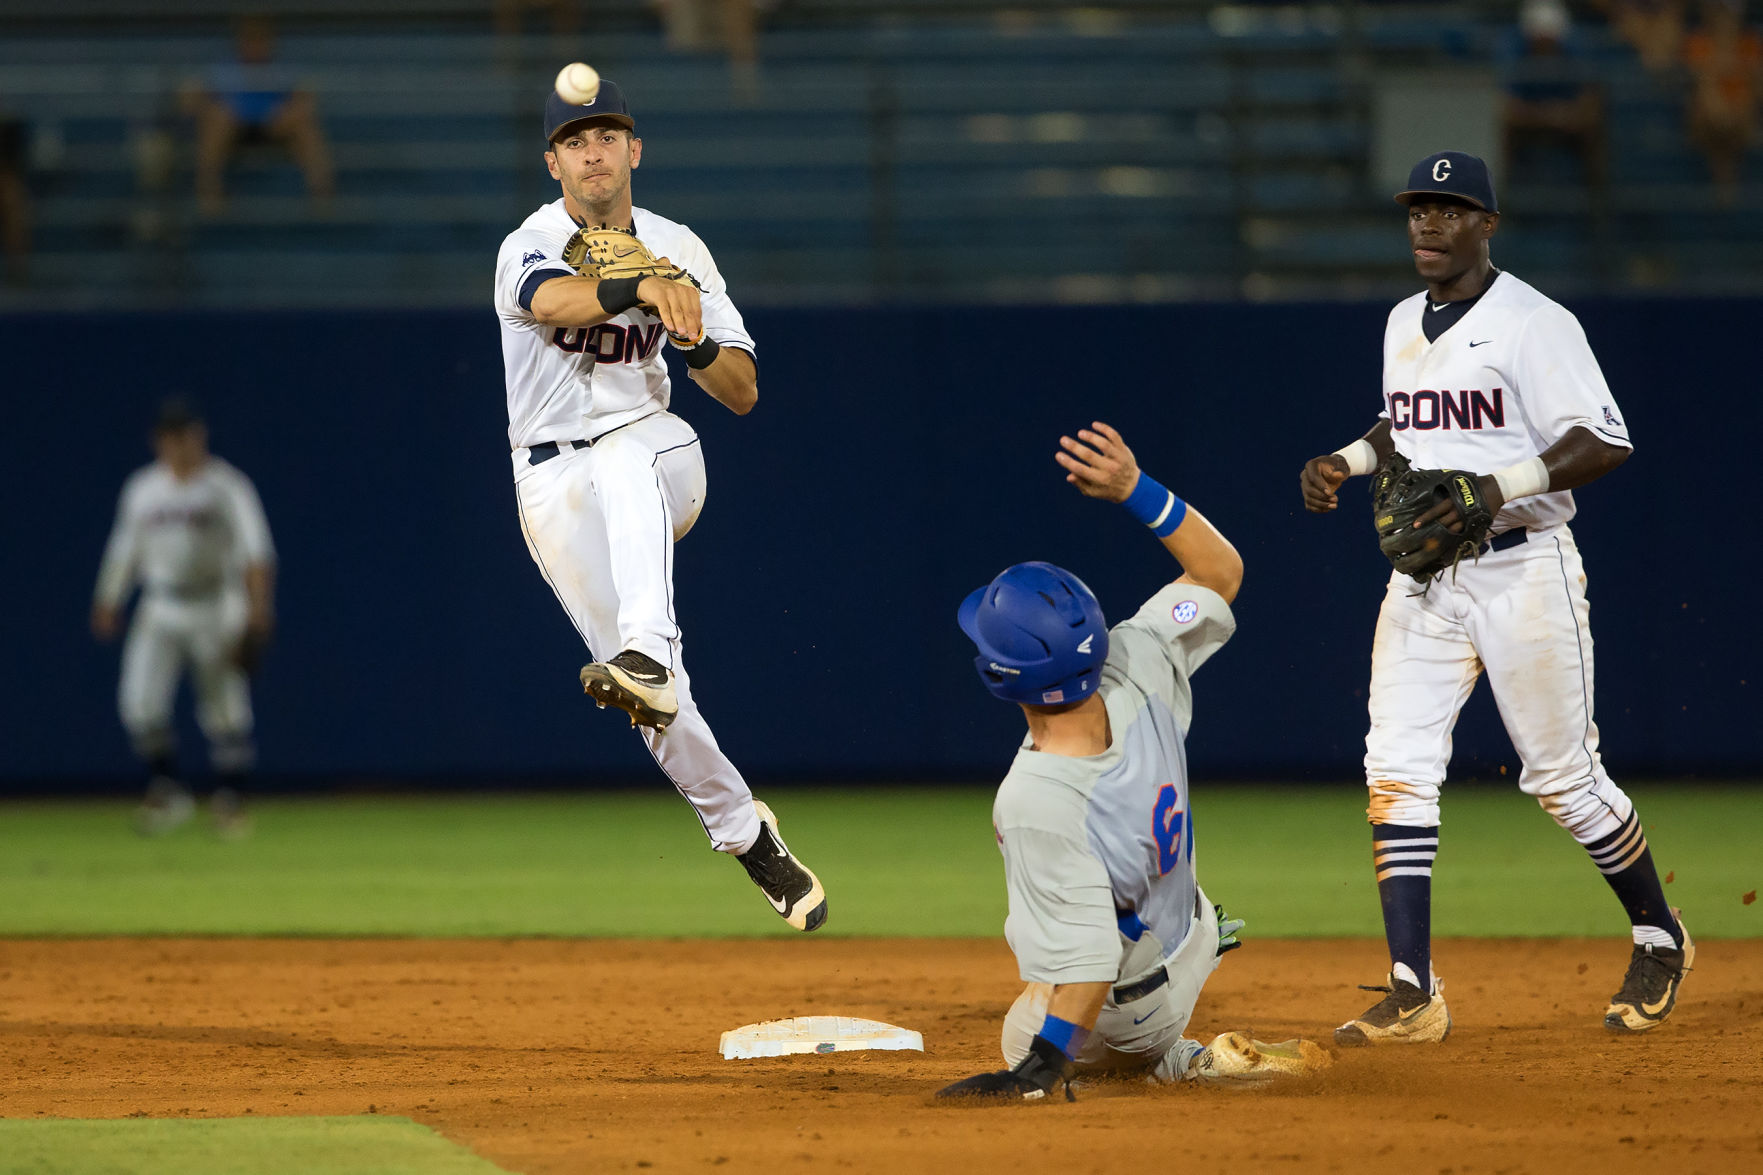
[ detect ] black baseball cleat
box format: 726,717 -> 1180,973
738,801 -> 827,932
1606,912 -> 1695,1033
580,649 -> 678,730
1335,973 -> 1451,1046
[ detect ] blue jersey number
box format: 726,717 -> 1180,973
1152,784 -> 1186,876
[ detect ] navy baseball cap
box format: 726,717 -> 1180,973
1395,151 -> 1499,213
544,80 -> 633,142
154,395 -> 203,430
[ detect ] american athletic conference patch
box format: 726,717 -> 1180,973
1172,600 -> 1199,624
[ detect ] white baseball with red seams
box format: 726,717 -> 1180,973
553,62 -> 600,105
494,199 -> 762,853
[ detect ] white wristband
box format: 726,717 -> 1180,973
1331,439 -> 1378,477
1491,456 -> 1550,502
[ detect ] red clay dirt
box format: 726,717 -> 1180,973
1,937 -> 1759,1174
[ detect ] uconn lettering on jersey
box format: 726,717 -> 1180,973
1387,388 -> 1506,431
551,322 -> 665,363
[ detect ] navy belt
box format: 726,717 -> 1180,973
526,438 -> 585,465
1482,527 -> 1529,555
151,582 -> 223,600
1112,967 -> 1169,1004
525,418 -> 645,465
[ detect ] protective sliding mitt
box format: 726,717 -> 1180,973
936,1034 -> 1073,1103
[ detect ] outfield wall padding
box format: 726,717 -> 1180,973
6,300 -> 1755,783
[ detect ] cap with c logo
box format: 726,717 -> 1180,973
544,80 -> 634,142
1394,150 -> 1498,213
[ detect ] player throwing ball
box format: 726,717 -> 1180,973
493,79 -> 826,931
939,423 -> 1328,1102
1300,152 -> 1690,1042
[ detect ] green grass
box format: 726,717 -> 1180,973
0,1116 -> 510,1175
0,785 -> 1755,937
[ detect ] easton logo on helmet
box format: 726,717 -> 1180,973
957,561 -> 1109,706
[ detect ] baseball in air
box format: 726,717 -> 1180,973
555,62 -> 601,105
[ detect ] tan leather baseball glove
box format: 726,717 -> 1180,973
563,224 -> 693,284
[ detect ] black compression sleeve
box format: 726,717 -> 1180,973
682,337 -> 721,370
597,276 -> 643,315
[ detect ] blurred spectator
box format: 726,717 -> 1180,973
653,0 -> 768,96
183,15 -> 335,216
0,112 -> 29,284
1609,0 -> 1690,73
493,0 -> 582,38
1500,0 -> 1607,185
1685,0 -> 1762,201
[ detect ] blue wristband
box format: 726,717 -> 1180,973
1038,1014 -> 1086,1060
1122,472 -> 1188,538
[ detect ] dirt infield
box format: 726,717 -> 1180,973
1,937 -> 1759,1174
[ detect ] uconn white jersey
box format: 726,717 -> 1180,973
493,200 -> 757,453
992,584 -> 1235,986
1381,272 -> 1631,534
95,459 -> 275,605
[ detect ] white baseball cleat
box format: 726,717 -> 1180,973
209,786 -> 253,842
133,777 -> 196,837
1335,973 -> 1451,1046
737,801 -> 827,932
1188,1032 -> 1333,1086
580,649 -> 678,730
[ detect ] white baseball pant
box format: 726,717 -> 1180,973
1001,891 -> 1222,1077
119,592 -> 255,770
1364,525 -> 1633,842
513,410 -> 761,855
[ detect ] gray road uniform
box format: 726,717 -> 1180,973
995,583 -> 1236,1080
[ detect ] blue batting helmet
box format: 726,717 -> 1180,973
957,562 -> 1108,706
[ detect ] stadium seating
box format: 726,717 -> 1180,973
0,3 -> 1758,309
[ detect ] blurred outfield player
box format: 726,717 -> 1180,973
939,423 -> 1327,1102
92,398 -> 275,839
492,80 -> 826,931
1299,152 -> 1691,1043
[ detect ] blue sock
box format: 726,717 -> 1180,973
1373,823 -> 1438,988
1583,811 -> 1681,948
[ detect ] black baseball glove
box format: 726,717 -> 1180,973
936,1034 -> 1073,1103
1371,453 -> 1495,583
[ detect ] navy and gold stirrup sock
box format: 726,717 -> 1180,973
1372,823 -> 1438,988
1582,811 -> 1682,949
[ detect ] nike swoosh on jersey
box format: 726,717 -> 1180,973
1429,303 -> 1449,312
1469,339 -> 1493,347
1132,1010 -> 1156,1026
